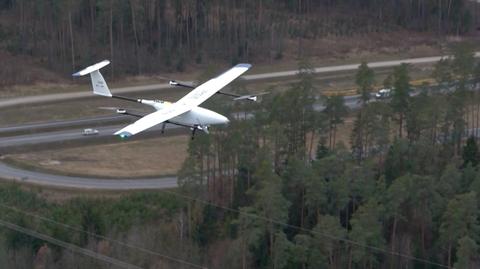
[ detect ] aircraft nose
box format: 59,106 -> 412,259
221,115 -> 230,124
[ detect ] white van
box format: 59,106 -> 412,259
82,128 -> 99,136
375,88 -> 392,99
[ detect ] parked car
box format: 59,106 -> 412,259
82,128 -> 99,136
375,88 -> 392,99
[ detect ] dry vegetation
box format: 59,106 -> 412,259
6,135 -> 190,178
0,30 -> 452,98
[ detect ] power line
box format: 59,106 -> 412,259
0,203 -> 206,269
155,188 -> 453,269
0,190 -> 451,269
0,218 -> 143,269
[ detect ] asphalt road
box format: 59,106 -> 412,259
0,161 -> 177,190
0,125 -> 126,148
0,124 -> 166,148
0,114 -> 126,134
0,96 -> 364,149
2,53 -> 477,109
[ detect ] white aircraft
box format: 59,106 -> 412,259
73,60 -> 259,139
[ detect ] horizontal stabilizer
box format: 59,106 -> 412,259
72,60 -> 110,77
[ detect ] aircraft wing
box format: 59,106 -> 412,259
177,63 -> 251,107
114,103 -> 191,138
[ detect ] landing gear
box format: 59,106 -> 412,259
191,126 -> 197,140
200,125 -> 209,134
190,125 -> 208,140
161,122 -> 166,134
163,121 -> 208,140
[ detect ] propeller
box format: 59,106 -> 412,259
155,75 -> 172,81
98,107 -> 144,117
97,106 -> 119,110
233,92 -> 270,102
169,80 -> 195,89
98,106 -> 125,114
98,106 -> 120,110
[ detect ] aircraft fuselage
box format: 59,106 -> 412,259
142,99 -> 229,127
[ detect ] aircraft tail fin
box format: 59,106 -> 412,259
72,60 -> 112,97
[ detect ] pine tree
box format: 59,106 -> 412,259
248,156 -> 292,268
451,42 -> 475,85
355,62 -> 375,104
454,236 -> 478,269
315,138 -> 330,160
349,199 -> 385,268
324,96 -> 349,149
432,58 -> 453,88
390,64 -> 411,138
384,139 -> 410,184
439,192 -> 479,268
383,74 -> 393,90
311,214 -> 346,268
462,136 -> 479,167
